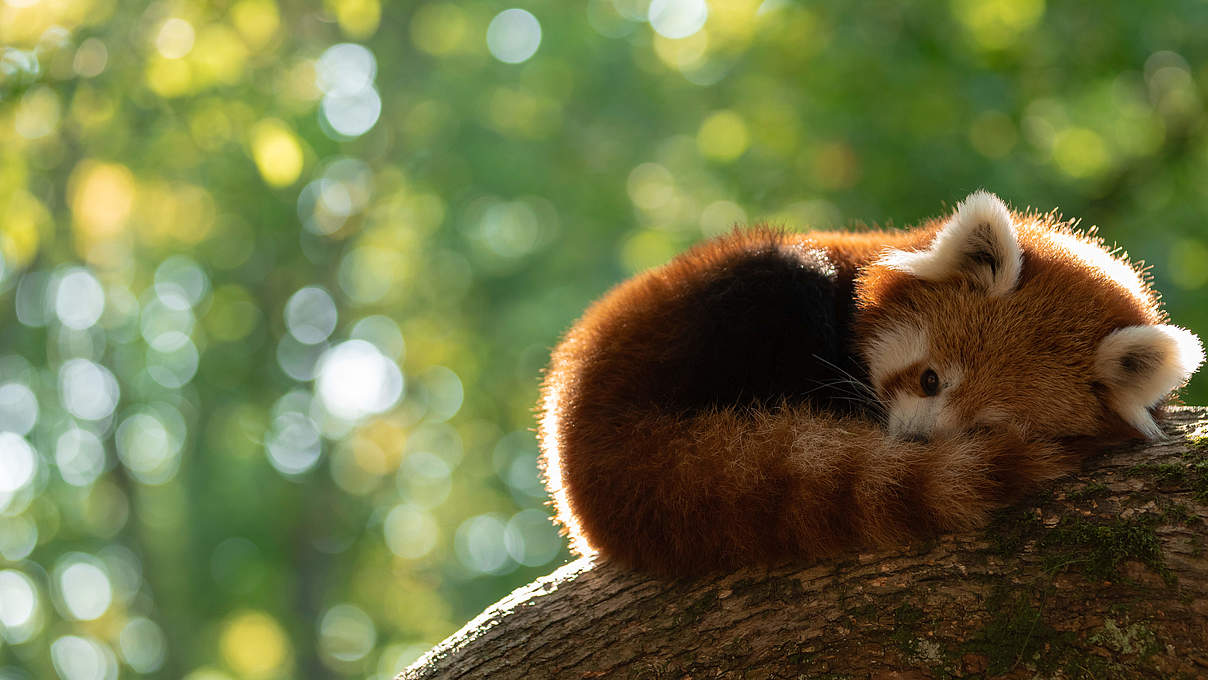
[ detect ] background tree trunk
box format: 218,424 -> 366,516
401,407 -> 1208,679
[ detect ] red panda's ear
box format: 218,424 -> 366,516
879,190 -> 1023,296
1095,324 -> 1205,439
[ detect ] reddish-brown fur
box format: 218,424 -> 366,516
538,204 -> 1187,576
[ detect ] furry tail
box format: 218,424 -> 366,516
539,397 -> 1070,575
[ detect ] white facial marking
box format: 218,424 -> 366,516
864,325 -> 974,439
1095,324 -> 1205,439
887,367 -> 963,439
864,325 -> 929,386
888,394 -> 939,439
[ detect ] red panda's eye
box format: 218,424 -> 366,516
920,369 -> 940,397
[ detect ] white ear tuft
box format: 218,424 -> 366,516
1095,324 -> 1205,439
879,190 -> 1023,296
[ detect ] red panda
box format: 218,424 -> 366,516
537,190 -> 1205,576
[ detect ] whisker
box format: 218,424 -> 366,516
809,354 -> 879,398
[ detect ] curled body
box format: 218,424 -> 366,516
538,191 -> 1204,575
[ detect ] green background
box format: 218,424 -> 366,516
0,0 -> 1205,678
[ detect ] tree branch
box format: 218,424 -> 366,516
402,407 -> 1208,679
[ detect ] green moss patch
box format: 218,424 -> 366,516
889,603 -> 926,654
1187,428 -> 1208,452
1040,516 -> 1171,584
1066,482 -> 1111,501
966,590 -> 1067,675
986,502 -> 1171,585
1129,459 -> 1208,503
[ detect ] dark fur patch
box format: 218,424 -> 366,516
969,248 -> 999,277
1119,350 -> 1158,375
968,223 -> 1001,278
639,244 -> 866,414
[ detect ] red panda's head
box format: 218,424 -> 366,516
855,190 -> 1204,442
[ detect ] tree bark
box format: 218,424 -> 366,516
401,407 -> 1208,679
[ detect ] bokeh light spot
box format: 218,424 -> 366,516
653,29 -> 709,72
648,0 -> 708,39
486,9 -> 542,64
318,603 -> 376,666
350,315 -> 405,360
285,286 -> 338,345
54,267 -> 106,330
193,24 -> 251,86
146,335 -> 200,388
266,411 -> 322,476
298,158 -> 373,235
321,87 -> 382,138
331,0 -> 382,38
220,611 -> 291,679
384,504 -> 438,559
155,18 -> 196,60
504,509 -> 562,567
950,0 -> 1045,49
155,255 -> 210,307
316,43 -> 381,138
626,163 -> 675,211
141,292 -> 196,350
250,119 -> 304,187
69,161 -> 135,239
1,190 -> 48,270
419,366 -> 463,422
116,410 -> 183,485
1052,127 -> 1109,178
231,0 -> 281,49
0,569 -> 39,643
410,4 -> 469,56
145,56 -> 195,98
14,86 -> 61,140
316,340 -> 403,421
316,43 -> 376,96
276,336 -> 326,382
454,514 -> 512,574
56,427 -> 107,487
0,432 -> 37,494
0,382 -> 38,435
73,38 -> 108,77
0,515 -> 38,561
477,201 -> 542,259
697,110 -> 749,162
54,555 -> 113,621
50,635 -> 117,680
118,617 -> 167,674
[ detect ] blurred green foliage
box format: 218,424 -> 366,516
0,0 -> 1206,678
